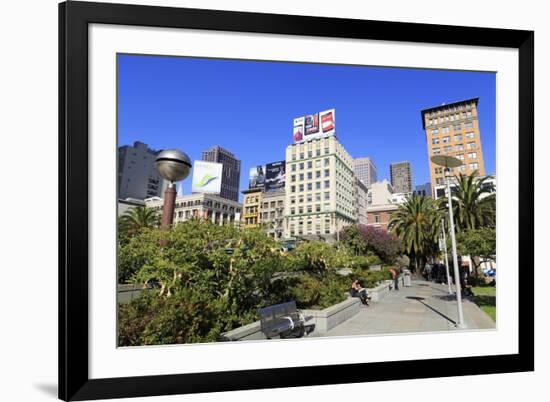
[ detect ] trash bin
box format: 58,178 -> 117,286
402,268 -> 412,287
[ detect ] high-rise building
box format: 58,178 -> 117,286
284,135 -> 356,241
354,157 -> 377,188
202,145 -> 241,202
390,161 -> 413,194
118,141 -> 169,200
421,98 -> 486,195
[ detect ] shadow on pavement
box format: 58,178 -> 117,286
406,296 -> 456,325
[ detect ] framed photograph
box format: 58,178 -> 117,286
59,1 -> 534,400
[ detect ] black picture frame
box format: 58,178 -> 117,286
59,1 -> 534,400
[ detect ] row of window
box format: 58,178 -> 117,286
290,157 -> 331,172
290,192 -> 331,204
291,169 -> 330,182
291,147 -> 330,160
431,122 -> 474,135
290,180 -> 331,193
432,143 -> 477,155
262,200 -> 284,209
289,203 -> 330,215
432,131 -> 475,144
427,110 -> 473,126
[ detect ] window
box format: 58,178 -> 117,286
441,127 -> 450,134
432,138 -> 440,145
469,163 -> 479,170
315,181 -> 321,190
315,159 -> 321,168
456,154 -> 464,161
299,162 -> 304,170
290,197 -> 296,204
307,183 -> 312,191
442,136 -> 450,143
291,174 -> 296,182
444,146 -> 452,153
432,148 -> 441,155
374,214 -> 380,223
307,205 -> 312,213
306,194 -> 312,202
307,161 -> 312,169
299,173 -> 304,181
324,169 -> 330,177
324,180 -> 330,188
324,192 -> 330,200
468,152 -> 477,159
316,149 -> 321,156
459,165 -> 466,172
324,158 -> 329,166
308,151 -> 312,158
316,204 -> 321,212
467,142 -> 476,149
435,167 -> 443,174
453,124 -> 461,131
436,177 -> 444,185
466,131 -> 475,139
431,129 -> 439,135
291,164 -> 296,172
291,154 -> 296,161
307,172 -> 312,180
299,184 -> 304,192
464,122 -> 473,129
298,207 -> 303,214
315,193 -> 321,201
299,152 -> 304,159
316,171 -> 321,179
455,144 -> 464,151
454,134 -> 462,142
324,147 -> 329,155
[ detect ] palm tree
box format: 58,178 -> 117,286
389,195 -> 442,271
118,206 -> 159,237
445,172 -> 495,231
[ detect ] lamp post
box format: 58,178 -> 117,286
441,218 -> 452,295
431,155 -> 465,328
155,149 -> 192,229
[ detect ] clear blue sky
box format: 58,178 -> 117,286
118,54 -> 495,199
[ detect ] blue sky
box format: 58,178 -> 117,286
118,54 -> 495,199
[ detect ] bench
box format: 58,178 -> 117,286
258,301 -> 315,339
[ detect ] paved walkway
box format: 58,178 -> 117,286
325,280 -> 495,337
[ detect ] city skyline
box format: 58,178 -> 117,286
118,54 -> 496,201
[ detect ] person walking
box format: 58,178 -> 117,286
389,267 -> 399,291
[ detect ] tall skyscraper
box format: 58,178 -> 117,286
354,157 -> 377,188
284,135 -> 356,240
202,145 -> 241,202
421,98 -> 485,195
118,141 -> 169,200
390,161 -> 413,194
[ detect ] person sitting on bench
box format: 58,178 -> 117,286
350,279 -> 371,306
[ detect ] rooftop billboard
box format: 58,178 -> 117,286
265,161 -> 286,192
293,109 -> 336,143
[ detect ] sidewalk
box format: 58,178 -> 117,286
323,280 -> 495,337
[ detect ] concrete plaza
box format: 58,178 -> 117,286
322,280 -> 495,337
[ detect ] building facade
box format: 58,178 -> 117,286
421,98 -> 486,195
354,178 -> 369,226
413,182 -> 432,198
390,161 -> 413,194
367,179 -> 394,206
284,135 -> 356,240
145,193 -> 241,226
241,188 -> 262,228
202,145 -> 241,202
261,190 -> 286,239
118,141 -> 169,200
366,204 -> 399,231
354,157 -> 377,188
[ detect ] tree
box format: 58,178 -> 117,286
118,207 -> 159,238
445,172 -> 495,231
389,195 -> 441,270
455,227 -> 496,280
340,225 -> 402,264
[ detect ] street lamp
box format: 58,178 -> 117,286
155,149 -> 192,229
440,218 -> 452,295
431,154 -> 466,328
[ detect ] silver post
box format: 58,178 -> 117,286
441,218 -> 452,295
445,168 -> 465,328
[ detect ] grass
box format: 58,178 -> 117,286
470,285 -> 496,321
